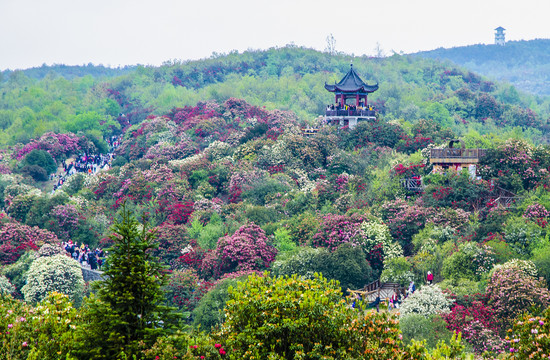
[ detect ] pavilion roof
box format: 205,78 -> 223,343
325,64 -> 379,93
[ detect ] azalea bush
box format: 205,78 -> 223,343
219,272 -> 410,359
486,266 -> 550,329
21,254 -> 85,306
399,284 -> 454,318
215,223 -> 277,275
0,222 -> 60,265
505,307 -> 550,358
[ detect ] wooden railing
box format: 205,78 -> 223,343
401,178 -> 424,192
430,148 -> 487,159
325,109 -> 375,117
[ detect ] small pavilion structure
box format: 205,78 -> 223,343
324,63 -> 378,128
430,139 -> 486,176
495,26 -> 506,46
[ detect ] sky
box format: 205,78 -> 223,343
1,0 -> 549,70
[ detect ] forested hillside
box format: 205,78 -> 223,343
415,39 -> 550,96
1,46 -> 550,358
1,46 -> 549,146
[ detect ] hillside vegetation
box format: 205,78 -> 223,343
415,39 -> 550,96
0,46 -> 550,358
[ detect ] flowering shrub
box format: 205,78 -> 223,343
490,259 -> 538,279
164,269 -> 213,313
0,275 -> 15,295
215,224 -> 277,275
359,220 -> 403,261
220,272 -> 415,359
442,300 -> 499,340
48,203 -> 80,241
0,292 -> 80,359
0,222 -> 59,265
523,203 -> 550,227
399,284 -> 454,318
16,132 -> 85,161
21,254 -> 85,306
486,266 -> 550,329
505,307 -> 550,358
379,198 -> 435,254
311,214 -> 365,251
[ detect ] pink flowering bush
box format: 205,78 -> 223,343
311,214 -> 366,251
0,222 -> 59,265
486,266 -> 550,329
523,203 -> 550,228
48,204 -> 80,241
16,132 -> 86,161
379,199 -> 435,254
215,224 -> 277,277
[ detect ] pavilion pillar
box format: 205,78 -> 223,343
356,93 -> 359,106
335,94 -> 338,104
341,93 -> 345,107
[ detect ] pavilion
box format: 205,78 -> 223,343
324,63 -> 378,128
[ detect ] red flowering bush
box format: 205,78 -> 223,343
0,222 -> 59,265
215,224 -> 277,276
442,300 -> 499,338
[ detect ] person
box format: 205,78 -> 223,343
427,271 -> 434,285
408,281 -> 415,296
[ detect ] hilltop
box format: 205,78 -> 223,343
414,39 -> 550,96
1,46 -> 549,147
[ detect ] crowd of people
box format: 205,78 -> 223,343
326,103 -> 374,111
51,135 -> 121,192
63,241 -> 105,271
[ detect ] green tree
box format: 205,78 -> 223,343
22,149 -> 57,175
76,204 -> 179,359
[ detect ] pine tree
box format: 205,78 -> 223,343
76,203 -> 179,359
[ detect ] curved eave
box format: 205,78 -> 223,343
325,82 -> 379,93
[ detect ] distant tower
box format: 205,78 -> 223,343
495,26 -> 506,46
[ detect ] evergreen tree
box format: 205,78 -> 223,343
75,203 -> 179,359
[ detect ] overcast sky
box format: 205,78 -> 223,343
1,0 -> 549,70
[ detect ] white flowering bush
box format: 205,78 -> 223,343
21,254 -> 84,305
490,259 -> 538,279
399,284 -> 454,318
0,275 -> 15,295
37,243 -> 65,257
359,220 -> 403,261
205,141 -> 233,161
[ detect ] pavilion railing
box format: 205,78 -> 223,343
430,148 -> 487,159
325,110 -> 375,117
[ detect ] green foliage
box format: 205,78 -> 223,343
0,274 -> 15,295
220,272 -> 412,359
272,244 -> 374,292
400,314 -> 453,349
21,149 -> 57,175
192,278 -> 239,331
1,251 -> 35,298
21,254 -> 84,306
381,256 -> 414,286
75,204 -> 180,359
273,226 -> 297,253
